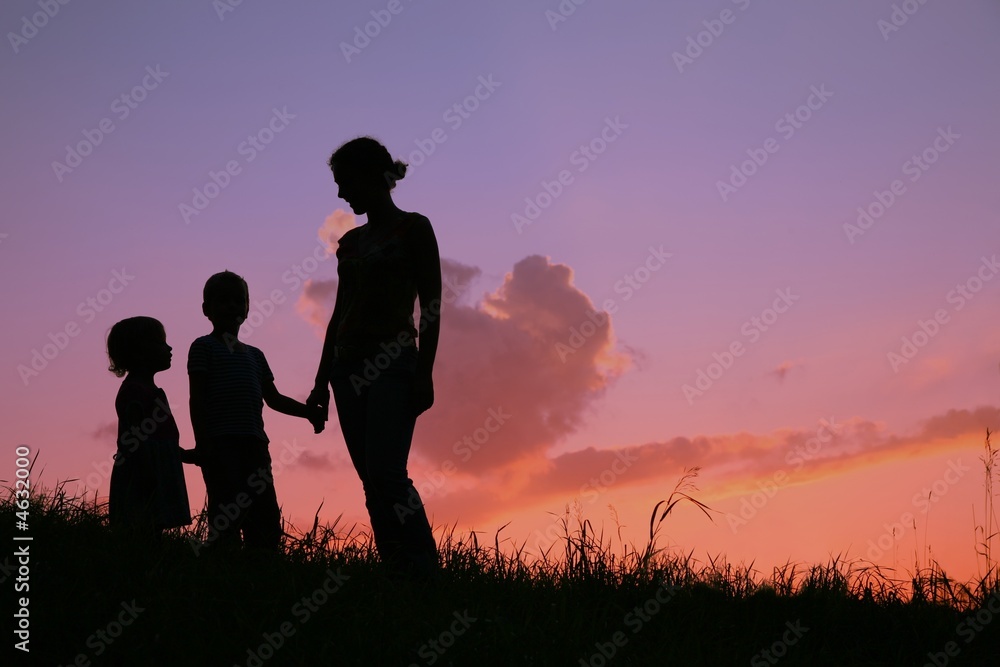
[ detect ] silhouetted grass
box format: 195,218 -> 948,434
4,459 -> 1000,666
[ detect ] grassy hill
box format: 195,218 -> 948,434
4,474 -> 1000,666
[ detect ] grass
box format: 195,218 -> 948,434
4,437 -> 1000,666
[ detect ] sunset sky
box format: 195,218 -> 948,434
3,1 -> 999,584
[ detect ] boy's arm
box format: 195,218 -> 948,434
262,379 -> 312,419
260,349 -> 323,432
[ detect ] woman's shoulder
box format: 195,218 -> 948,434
400,211 -> 433,238
335,226 -> 362,257
401,210 -> 431,225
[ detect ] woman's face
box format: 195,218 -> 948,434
333,163 -> 379,215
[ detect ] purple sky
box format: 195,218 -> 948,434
2,0 -> 999,578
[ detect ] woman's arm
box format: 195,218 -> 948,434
412,216 -> 442,413
308,279 -> 344,419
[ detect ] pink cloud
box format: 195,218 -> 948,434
296,278 -> 338,329
770,359 -> 803,382
319,209 -> 356,250
90,422 -> 117,441
294,246 -> 636,474
408,405 -> 1000,526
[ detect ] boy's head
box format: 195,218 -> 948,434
107,316 -> 170,377
202,271 -> 249,329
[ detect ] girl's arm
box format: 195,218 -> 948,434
117,395 -> 156,481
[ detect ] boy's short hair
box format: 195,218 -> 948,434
107,316 -> 164,377
203,270 -> 249,305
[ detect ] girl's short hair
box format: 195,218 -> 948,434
328,136 -> 408,191
107,316 -> 164,377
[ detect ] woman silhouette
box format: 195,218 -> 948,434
309,136 -> 441,576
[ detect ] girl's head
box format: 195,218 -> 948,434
328,136 -> 407,214
107,316 -> 172,377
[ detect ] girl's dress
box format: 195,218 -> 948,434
109,377 -> 191,531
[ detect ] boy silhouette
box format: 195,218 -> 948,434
188,270 -> 323,551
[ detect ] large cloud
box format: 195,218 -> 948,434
290,216 -> 999,528
294,229 -> 636,474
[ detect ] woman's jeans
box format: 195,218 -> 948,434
329,342 -> 438,573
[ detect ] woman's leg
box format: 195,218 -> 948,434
331,348 -> 438,573
331,361 -> 384,552
363,348 -> 438,573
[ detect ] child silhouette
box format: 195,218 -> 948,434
106,316 -> 192,537
188,270 -> 324,551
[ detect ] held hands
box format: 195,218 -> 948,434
179,444 -> 203,467
307,385 -> 330,434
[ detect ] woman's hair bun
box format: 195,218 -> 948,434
329,136 -> 408,190
390,159 -> 407,183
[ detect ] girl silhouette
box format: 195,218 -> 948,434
106,316 -> 192,538
309,136 -> 441,576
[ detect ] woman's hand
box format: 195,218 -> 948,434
412,373 -> 434,416
307,385 -> 330,433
